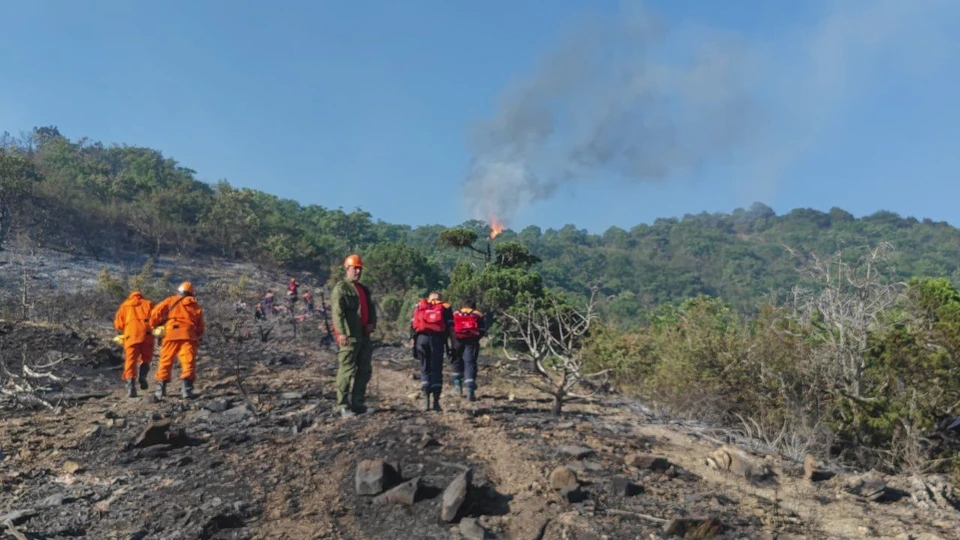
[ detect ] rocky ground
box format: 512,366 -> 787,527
1,317 -> 959,540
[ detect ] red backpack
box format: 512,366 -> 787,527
412,300 -> 446,333
453,310 -> 481,339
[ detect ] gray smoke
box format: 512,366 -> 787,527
464,4 -> 761,225
464,0 -> 960,226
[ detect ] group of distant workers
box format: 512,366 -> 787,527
112,254 -> 487,417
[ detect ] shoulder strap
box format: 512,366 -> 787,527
160,296 -> 187,325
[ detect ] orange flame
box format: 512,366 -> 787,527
489,216 -> 504,239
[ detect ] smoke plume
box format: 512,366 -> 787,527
464,0 -> 959,226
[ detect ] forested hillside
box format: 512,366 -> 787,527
3,126 -> 960,323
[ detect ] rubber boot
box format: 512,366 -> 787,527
467,388 -> 476,402
453,379 -> 463,397
423,393 -> 431,412
432,392 -> 442,412
181,379 -> 195,400
138,364 -> 150,390
155,381 -> 167,399
126,378 -> 137,398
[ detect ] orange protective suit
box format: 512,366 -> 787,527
113,292 -> 155,381
150,294 -> 205,382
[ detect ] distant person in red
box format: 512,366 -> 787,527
287,277 -> 299,311
263,290 -> 274,316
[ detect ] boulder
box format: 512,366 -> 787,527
355,459 -> 402,496
459,517 -> 487,540
610,476 -> 642,497
375,477 -> 420,506
549,466 -> 578,491
440,469 -> 473,523
704,445 -> 771,482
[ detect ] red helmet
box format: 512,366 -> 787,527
343,254 -> 363,268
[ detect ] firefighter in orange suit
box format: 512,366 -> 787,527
113,291 -> 155,398
150,281 -> 205,399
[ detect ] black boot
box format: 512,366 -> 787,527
423,393 -> 431,412
181,379 -> 196,399
155,381 -> 167,399
138,364 -> 150,390
432,392 -> 442,412
126,379 -> 137,398
467,388 -> 476,402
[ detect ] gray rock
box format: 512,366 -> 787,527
441,469 -> 473,523
39,493 -> 74,507
355,459 -> 401,496
610,476 -> 642,497
459,517 -> 487,539
567,461 -> 603,473
375,477 -> 420,505
843,471 -> 887,502
557,445 -> 594,459
204,400 -> 230,412
222,405 -> 253,419
625,454 -> 671,471
280,392 -> 304,400
133,420 -> 171,448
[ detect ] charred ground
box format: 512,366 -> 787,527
1,317 -> 959,540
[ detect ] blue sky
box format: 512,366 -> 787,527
2,0 -> 959,233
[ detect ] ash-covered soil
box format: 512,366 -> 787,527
2,318 -> 959,540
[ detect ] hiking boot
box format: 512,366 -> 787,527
155,381 -> 167,399
138,364 -> 150,390
181,380 -> 196,400
432,393 -> 442,412
467,389 -> 476,402
340,407 -> 357,418
126,379 -> 137,398
423,393 -> 431,412
453,381 -> 463,397
351,404 -> 368,415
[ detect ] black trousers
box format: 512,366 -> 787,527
415,333 -> 446,395
452,339 -> 480,390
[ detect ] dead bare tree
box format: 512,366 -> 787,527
786,242 -> 906,458
0,344 -> 72,411
787,242 -> 905,399
500,289 -> 608,415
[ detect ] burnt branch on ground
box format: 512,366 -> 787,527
0,343 -> 73,410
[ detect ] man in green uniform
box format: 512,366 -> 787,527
331,254 -> 377,418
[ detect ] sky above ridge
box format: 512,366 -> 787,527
2,0 -> 959,233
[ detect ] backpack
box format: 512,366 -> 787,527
453,311 -> 481,339
412,300 -> 446,333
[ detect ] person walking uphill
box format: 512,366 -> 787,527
411,292 -> 454,412
331,254 -> 377,418
150,282 -> 205,399
452,300 -> 486,402
113,291 -> 155,398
